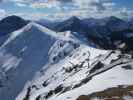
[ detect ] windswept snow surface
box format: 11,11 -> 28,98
0,22 -> 80,100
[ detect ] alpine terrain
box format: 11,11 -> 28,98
0,16 -> 133,100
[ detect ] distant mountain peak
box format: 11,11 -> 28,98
109,16 -> 119,20
1,15 -> 25,23
69,16 -> 80,20
0,15 -> 28,36
106,16 -> 125,23
67,16 -> 80,23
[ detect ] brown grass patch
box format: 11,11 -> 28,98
76,85 -> 133,100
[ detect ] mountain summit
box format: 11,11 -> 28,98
52,16 -> 82,32
0,15 -> 28,36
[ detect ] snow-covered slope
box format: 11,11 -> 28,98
0,21 -> 133,100
0,22 -> 79,100
16,45 -> 133,100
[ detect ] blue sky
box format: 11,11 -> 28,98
0,0 -> 133,20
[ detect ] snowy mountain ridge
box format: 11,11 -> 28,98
2,22 -> 70,47
0,22 -> 80,100
16,43 -> 133,100
0,21 -> 133,100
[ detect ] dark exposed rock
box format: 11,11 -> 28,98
42,81 -> 49,87
36,95 -> 41,100
45,90 -> 54,99
122,65 -> 133,70
54,85 -> 64,94
23,87 -> 31,100
90,61 -> 104,74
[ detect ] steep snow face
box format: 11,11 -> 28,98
0,22 -> 79,100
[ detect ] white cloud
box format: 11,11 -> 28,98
30,1 -> 60,9
1,0 -> 133,20
0,9 -> 7,19
15,3 -> 27,7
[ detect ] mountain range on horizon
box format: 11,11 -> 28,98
1,15 -> 133,51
